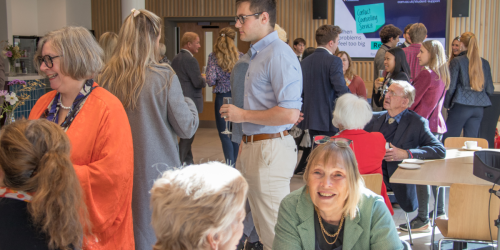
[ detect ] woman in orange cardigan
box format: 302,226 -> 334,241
29,26 -> 135,249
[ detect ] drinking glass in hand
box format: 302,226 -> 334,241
202,66 -> 207,77
221,97 -> 232,135
377,70 -> 385,92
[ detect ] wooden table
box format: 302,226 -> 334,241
390,148 -> 500,249
391,148 -> 500,187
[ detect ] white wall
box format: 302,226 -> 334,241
3,0 -> 91,41
122,0 -> 145,22
10,0 -> 38,37
66,0 -> 91,29
37,0 -> 66,37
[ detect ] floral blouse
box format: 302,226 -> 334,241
206,52 -> 243,93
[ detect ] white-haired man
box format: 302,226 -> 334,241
364,80 -> 446,231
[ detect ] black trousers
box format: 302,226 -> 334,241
443,103 -> 484,141
179,135 -> 195,165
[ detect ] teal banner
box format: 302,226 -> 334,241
355,3 -> 386,34
371,41 -> 383,50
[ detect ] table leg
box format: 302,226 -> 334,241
405,212 -> 413,245
431,186 -> 443,250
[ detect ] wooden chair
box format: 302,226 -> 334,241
361,173 -> 383,195
362,174 -> 413,245
444,137 -> 489,149
435,183 -> 499,249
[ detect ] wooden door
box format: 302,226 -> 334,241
177,22 -> 251,122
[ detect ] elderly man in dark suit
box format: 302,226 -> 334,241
171,32 -> 206,165
365,80 -> 446,232
299,25 -> 350,142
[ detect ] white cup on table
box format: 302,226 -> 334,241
464,141 -> 478,149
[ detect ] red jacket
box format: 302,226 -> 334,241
347,75 -> 367,99
334,129 -> 393,215
403,43 -> 423,80
410,69 -> 447,134
29,83 -> 135,250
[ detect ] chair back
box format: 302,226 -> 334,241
444,137 -> 489,148
446,183 -> 500,240
361,174 -> 383,195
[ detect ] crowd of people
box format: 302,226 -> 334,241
0,0 -> 495,250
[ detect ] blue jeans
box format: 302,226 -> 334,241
215,92 -> 239,166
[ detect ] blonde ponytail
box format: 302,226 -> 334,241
214,27 -> 240,73
0,119 -> 90,250
460,32 -> 484,91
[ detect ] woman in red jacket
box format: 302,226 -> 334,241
410,40 -> 450,140
409,39 -> 450,225
331,93 -> 393,215
336,51 -> 367,99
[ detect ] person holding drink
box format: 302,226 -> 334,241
373,47 -> 411,109
206,27 -> 243,165
99,9 -> 199,249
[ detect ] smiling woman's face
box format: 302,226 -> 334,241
307,153 -> 349,215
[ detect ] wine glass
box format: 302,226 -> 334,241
221,97 -> 232,135
202,66 -> 207,77
377,70 -> 385,92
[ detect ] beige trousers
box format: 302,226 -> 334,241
236,134 -> 297,250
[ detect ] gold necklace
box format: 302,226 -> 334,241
315,207 -> 345,245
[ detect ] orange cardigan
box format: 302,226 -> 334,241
29,83 -> 135,250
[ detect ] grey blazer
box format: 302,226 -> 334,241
230,50 -> 251,143
171,50 -> 206,113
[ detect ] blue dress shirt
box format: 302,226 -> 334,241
242,31 -> 303,135
384,109 -> 408,124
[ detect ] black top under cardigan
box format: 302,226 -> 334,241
0,198 -> 73,250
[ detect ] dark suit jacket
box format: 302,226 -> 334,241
171,50 -> 206,113
299,48 -> 350,132
364,110 -> 446,212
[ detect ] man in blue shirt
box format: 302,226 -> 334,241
220,0 -> 302,249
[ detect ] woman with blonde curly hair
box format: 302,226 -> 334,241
0,119 -> 90,250
99,9 -> 199,250
206,27 -> 243,165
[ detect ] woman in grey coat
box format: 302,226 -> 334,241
99,9 -> 199,250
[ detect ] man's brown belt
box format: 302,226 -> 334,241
242,131 -> 289,143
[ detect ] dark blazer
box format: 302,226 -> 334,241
171,50 -> 206,113
0,198 -> 73,250
299,48 -> 350,132
364,110 -> 446,212
444,51 -> 494,109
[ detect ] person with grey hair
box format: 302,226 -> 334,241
331,93 -> 393,214
29,26 -> 135,248
150,162 -> 248,250
364,80 -> 446,232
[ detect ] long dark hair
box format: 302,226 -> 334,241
302,47 -> 316,60
387,47 -> 411,81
